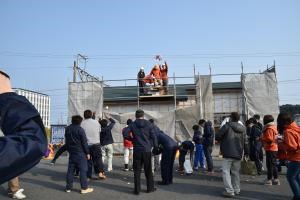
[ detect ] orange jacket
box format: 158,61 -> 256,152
281,122 -> 300,161
150,66 -> 161,79
160,64 -> 168,80
261,123 -> 278,151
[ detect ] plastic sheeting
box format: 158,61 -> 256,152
242,72 -> 279,119
68,82 -> 103,122
102,110 -> 175,153
175,104 -> 200,141
195,75 -> 214,122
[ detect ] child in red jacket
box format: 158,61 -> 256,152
122,119 -> 134,171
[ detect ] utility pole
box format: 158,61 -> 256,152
209,63 -> 212,75
241,62 -> 244,74
73,61 -> 77,82
193,64 -> 196,83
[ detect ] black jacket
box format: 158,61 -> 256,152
0,92 -> 47,184
65,124 -> 89,156
203,121 -> 215,147
137,71 -> 145,81
249,124 -> 263,153
100,118 -> 115,146
216,122 -> 249,160
193,130 -> 203,144
180,140 -> 194,152
124,119 -> 158,153
157,131 -> 177,149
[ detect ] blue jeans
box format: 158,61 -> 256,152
194,144 -> 204,168
287,161 -> 300,199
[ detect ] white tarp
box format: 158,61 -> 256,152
242,72 -> 279,119
68,82 -> 103,122
103,110 -> 175,153
175,104 -> 200,141
195,75 -> 214,122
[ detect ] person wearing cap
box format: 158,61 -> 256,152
0,70 -> 48,198
137,67 -> 145,95
123,109 -> 158,195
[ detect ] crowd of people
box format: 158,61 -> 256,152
1,69 -> 300,200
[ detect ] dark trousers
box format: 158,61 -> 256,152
133,151 -> 154,193
66,154 -> 88,190
179,150 -> 187,171
250,144 -> 263,174
87,144 -> 104,178
53,144 -> 67,162
203,145 -> 214,172
160,147 -> 177,184
139,81 -> 145,95
266,151 -> 278,180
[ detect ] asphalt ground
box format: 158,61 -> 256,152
0,155 -> 292,200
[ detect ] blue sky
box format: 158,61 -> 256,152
1,0 -> 299,124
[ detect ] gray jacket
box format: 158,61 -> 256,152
216,122 -> 249,160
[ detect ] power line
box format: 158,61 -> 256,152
1,51 -> 300,59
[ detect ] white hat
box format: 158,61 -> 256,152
140,67 -> 144,70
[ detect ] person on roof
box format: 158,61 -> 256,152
137,67 -> 145,95
150,65 -> 161,86
160,61 -> 168,92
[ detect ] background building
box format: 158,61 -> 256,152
14,88 -> 51,128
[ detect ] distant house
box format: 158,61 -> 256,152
103,82 -> 244,127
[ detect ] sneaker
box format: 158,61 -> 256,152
222,191 -> 235,198
264,180 -> 272,185
50,160 -> 55,165
12,189 -> 26,199
273,179 -> 280,185
235,191 -> 240,196
98,172 -> 106,180
81,188 -> 94,194
123,168 -> 129,172
65,190 -> 71,193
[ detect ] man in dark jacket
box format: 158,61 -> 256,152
150,122 -> 177,185
203,120 -> 215,173
123,109 -> 158,195
249,117 -> 263,175
216,112 -> 249,198
100,118 -> 116,172
65,115 -> 93,194
137,67 -> 145,95
0,70 -> 48,188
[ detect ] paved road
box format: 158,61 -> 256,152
0,156 -> 292,200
